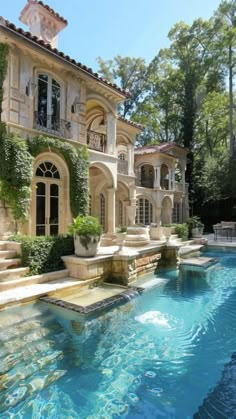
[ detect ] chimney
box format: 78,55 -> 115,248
19,0 -> 68,48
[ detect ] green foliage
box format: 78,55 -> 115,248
9,234 -> 74,275
68,215 -> 102,237
97,55 -> 149,118
0,130 -> 33,221
174,223 -> 189,241
0,43 -> 9,121
187,216 -> 204,229
116,225 -> 127,233
27,136 -> 89,217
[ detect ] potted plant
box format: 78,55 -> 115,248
116,225 -> 127,246
68,215 -> 102,257
187,216 -> 204,238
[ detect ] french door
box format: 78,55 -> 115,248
36,181 -> 60,236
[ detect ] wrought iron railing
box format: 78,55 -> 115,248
34,112 -> 71,138
160,179 -> 169,190
136,178 -> 154,188
87,130 -> 106,152
118,159 -> 128,175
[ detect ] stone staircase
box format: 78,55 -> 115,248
0,241 -> 95,310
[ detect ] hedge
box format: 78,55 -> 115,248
9,235 -> 74,275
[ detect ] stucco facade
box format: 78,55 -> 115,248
0,1 -> 189,240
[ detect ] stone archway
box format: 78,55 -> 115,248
30,152 -> 70,236
161,196 -> 173,225
89,162 -> 115,233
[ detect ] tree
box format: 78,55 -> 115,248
213,1 -> 236,157
97,55 -> 149,118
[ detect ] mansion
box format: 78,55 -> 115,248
0,0 -> 189,241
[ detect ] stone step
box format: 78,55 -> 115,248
0,258 -> 21,270
179,244 -> 203,258
0,241 -> 21,254
0,276 -> 95,309
0,250 -> 17,260
0,269 -> 69,291
0,266 -> 29,282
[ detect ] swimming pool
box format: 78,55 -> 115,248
0,249 -> 236,418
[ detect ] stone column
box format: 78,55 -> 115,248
154,165 -> 161,188
107,188 -> 116,233
127,144 -> 134,176
126,197 -> 137,225
172,169 -> 175,191
182,169 -> 186,193
106,112 -> 117,155
168,168 -> 172,190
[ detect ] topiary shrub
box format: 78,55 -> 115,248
9,235 -> 74,275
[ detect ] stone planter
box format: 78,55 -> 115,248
149,226 -> 165,240
116,232 -> 127,246
74,234 -> 100,257
162,227 -> 172,241
191,227 -> 204,238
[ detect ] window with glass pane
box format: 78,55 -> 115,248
37,74 -> 61,130
119,200 -> 123,225
36,182 -> 46,236
100,193 -> 105,230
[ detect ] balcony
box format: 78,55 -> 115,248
34,112 -> 71,138
87,130 -> 106,152
118,159 -> 128,175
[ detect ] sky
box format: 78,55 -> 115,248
1,0 -> 222,71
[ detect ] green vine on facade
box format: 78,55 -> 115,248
0,130 -> 34,221
27,136 -> 89,217
0,42 -> 89,226
0,43 -> 9,122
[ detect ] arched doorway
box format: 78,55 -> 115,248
31,153 -> 70,236
160,164 -> 170,190
89,162 -> 115,233
34,161 -> 61,235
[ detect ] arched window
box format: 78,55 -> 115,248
37,74 -> 61,131
35,161 -> 61,236
136,198 -> 153,225
36,161 -> 60,179
100,193 -> 105,230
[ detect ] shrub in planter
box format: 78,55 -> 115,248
187,216 -> 204,238
68,215 -> 102,257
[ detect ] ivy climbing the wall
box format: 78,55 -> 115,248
0,130 -> 33,221
0,42 -> 89,228
0,43 -> 8,122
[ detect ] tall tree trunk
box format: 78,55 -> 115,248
229,44 -> 235,158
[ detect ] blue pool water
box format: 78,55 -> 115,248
1,250 -> 236,418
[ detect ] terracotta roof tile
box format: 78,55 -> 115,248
23,0 -> 68,25
0,17 -> 129,98
135,142 -> 188,154
118,116 -> 144,130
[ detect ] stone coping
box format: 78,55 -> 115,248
40,286 -> 144,315
179,256 -> 218,269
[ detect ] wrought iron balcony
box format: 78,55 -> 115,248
136,177 -> 154,188
118,159 -> 128,175
34,112 -> 71,138
87,129 -> 106,152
